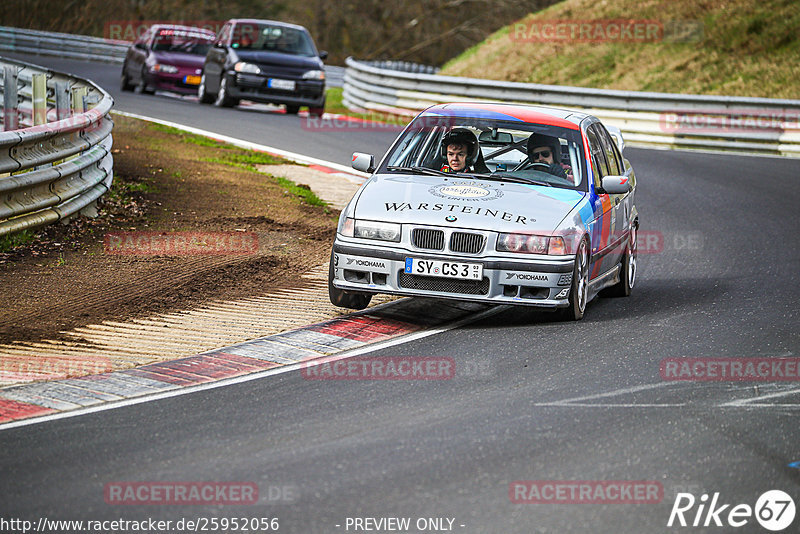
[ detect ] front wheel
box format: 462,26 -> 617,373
600,225 -> 637,298
197,74 -> 213,104
308,98 -> 326,117
120,64 -> 133,91
328,252 -> 371,310
135,68 -> 154,94
285,105 -> 300,114
557,238 -> 589,321
214,77 -> 239,108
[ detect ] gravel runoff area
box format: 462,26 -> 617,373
0,114 -> 391,389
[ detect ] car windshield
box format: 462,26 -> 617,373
231,23 -> 316,56
152,29 -> 214,55
382,114 -> 586,190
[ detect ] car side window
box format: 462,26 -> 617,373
596,125 -> 622,175
585,126 -> 609,182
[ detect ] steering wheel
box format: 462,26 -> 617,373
523,162 -> 551,172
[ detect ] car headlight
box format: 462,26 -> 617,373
151,64 -> 178,73
302,69 -> 325,80
340,218 -> 401,242
234,62 -> 261,74
497,233 -> 567,255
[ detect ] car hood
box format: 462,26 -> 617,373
150,51 -> 206,68
234,50 -> 321,70
352,174 -> 585,233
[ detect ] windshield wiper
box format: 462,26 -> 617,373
386,165 -> 451,177
482,174 -> 553,186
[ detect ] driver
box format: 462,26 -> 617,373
526,133 -> 572,180
439,128 -> 480,173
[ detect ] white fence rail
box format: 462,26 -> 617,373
0,55 -> 114,236
343,58 -> 800,157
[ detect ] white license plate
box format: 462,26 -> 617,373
268,78 -> 296,91
404,258 -> 483,280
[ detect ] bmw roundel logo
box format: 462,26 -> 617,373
445,215 -> 457,222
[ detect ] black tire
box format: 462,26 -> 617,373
285,105 -> 300,115
214,76 -> 238,108
308,98 -> 325,117
120,65 -> 133,92
557,238 -> 589,321
328,252 -> 371,310
135,68 -> 154,94
600,224 -> 637,298
197,74 -> 213,104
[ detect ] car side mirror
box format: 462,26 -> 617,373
599,175 -> 631,195
134,42 -> 145,50
319,50 -> 329,60
352,152 -> 375,173
606,125 -> 625,152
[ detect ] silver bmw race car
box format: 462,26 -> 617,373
329,103 -> 637,320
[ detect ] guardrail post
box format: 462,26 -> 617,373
3,66 -> 19,131
55,82 -> 70,120
71,86 -> 87,114
32,73 -> 47,125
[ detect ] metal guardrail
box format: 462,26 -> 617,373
0,55 -> 114,237
343,57 -> 800,157
0,26 -> 129,64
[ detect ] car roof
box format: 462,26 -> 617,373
420,102 -> 590,129
227,19 -> 310,32
148,24 -> 216,37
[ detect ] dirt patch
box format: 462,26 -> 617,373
0,115 -> 339,344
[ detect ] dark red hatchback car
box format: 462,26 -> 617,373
121,25 -> 216,95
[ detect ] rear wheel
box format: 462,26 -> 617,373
328,252 -> 371,310
558,238 -> 589,321
197,74 -> 213,104
600,225 -> 637,298
285,105 -> 300,114
214,77 -> 239,108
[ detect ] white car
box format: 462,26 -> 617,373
329,103 -> 637,320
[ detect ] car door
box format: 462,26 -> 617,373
595,123 -> 631,267
584,123 -> 616,280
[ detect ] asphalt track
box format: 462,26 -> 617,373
2,53 -> 800,533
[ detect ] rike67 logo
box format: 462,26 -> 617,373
668,490 -> 795,531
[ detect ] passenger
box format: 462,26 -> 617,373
526,133 -> 572,180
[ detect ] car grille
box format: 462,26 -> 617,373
450,232 -> 485,254
412,228 -> 444,250
398,272 -> 490,295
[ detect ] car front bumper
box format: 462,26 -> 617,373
331,242 -> 575,308
226,72 -> 325,107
